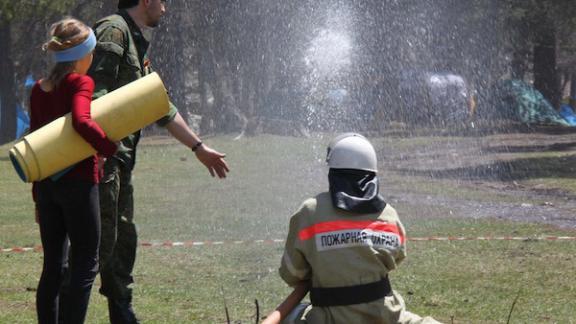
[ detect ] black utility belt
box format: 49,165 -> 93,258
310,276 -> 392,307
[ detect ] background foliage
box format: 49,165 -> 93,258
1,0 -> 576,142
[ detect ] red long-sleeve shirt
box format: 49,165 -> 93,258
30,73 -> 116,189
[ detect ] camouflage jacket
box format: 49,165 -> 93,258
89,10 -> 177,169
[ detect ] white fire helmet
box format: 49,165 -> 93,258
326,133 -> 377,172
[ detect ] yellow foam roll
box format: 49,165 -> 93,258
9,72 -> 169,182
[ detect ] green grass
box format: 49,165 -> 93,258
1,134 -> 576,323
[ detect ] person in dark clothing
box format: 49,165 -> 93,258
68,1 -> 230,323
31,17 -> 117,324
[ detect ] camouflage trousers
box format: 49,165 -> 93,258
99,158 -> 138,300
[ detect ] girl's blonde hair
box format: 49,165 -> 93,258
42,17 -> 92,89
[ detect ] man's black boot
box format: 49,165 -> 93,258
107,297 -> 140,324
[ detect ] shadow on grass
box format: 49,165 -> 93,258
484,142 -> 576,154
374,122 -> 576,138
397,155 -> 576,182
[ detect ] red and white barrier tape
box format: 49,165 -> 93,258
407,236 -> 576,241
2,236 -> 576,254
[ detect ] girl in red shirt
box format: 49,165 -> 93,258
31,18 -> 116,324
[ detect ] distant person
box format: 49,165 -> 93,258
31,18 -> 117,324
263,133 -> 441,324
61,0 -> 230,323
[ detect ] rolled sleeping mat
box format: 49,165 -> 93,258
9,72 -> 169,182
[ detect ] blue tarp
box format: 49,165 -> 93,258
25,74 -> 35,88
0,74 -> 33,139
482,80 -> 572,127
16,104 -> 30,138
559,104 -> 576,126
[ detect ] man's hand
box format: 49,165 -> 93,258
194,144 -> 229,178
165,112 -> 230,178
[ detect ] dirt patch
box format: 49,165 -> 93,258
389,190 -> 576,229
381,131 -> 576,229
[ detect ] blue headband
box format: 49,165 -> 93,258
53,29 -> 97,63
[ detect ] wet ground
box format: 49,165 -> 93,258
140,129 -> 576,230
380,129 -> 576,229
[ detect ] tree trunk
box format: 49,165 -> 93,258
155,0 -> 188,113
571,72 -> 576,100
511,49 -> 529,80
532,12 -> 560,108
0,21 -> 17,144
198,63 -> 215,134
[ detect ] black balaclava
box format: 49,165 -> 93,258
328,168 -> 386,214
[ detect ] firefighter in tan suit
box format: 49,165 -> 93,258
277,133 -> 442,324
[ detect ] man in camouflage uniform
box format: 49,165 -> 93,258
88,0 -> 229,322
277,134 -> 441,324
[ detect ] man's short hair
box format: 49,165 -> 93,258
118,0 -> 139,9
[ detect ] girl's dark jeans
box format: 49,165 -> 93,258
35,179 -> 100,324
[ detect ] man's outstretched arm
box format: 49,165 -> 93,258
165,112 -> 230,178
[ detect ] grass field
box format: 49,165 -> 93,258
1,134 -> 575,323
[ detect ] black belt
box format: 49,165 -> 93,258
310,276 -> 392,307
